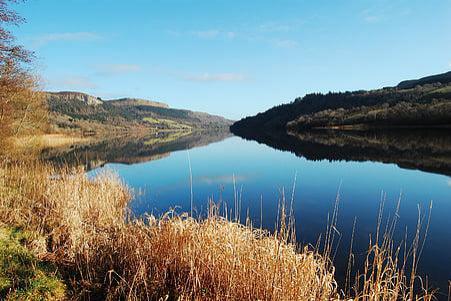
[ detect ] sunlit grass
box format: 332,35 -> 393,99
143,116 -> 192,130
429,85 -> 451,94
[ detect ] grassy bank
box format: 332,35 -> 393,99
0,227 -> 66,300
0,161 -> 435,300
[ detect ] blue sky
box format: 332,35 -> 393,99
11,0 -> 451,119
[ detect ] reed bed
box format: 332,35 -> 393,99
0,161 -> 437,300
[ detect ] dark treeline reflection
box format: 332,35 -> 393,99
41,129 -> 232,171
233,128 -> 451,176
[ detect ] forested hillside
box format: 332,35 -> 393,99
231,71 -> 451,134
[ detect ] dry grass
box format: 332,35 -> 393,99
7,134 -> 92,160
345,198 -> 435,301
0,161 -> 438,300
31,134 -> 91,149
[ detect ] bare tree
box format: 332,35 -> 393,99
0,0 -> 46,155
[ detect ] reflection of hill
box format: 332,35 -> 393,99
234,129 -> 451,176
41,130 -> 232,170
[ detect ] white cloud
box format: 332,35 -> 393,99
226,31 -> 236,39
95,64 -> 141,76
361,9 -> 381,23
166,29 -> 181,37
172,29 -> 236,40
364,15 -> 380,23
31,32 -> 101,47
166,24 -> 302,50
50,76 -> 97,90
150,66 -> 248,83
273,39 -> 299,49
194,27 -> 300,49
400,8 -> 412,16
182,72 -> 247,82
258,18 -> 307,34
259,23 -> 292,32
191,30 -> 220,39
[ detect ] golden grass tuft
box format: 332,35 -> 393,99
87,213 -> 337,300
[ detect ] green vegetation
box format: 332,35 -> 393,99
427,85 -> 451,95
0,227 -> 66,300
143,116 -> 192,130
287,98 -> 451,130
144,130 -> 192,145
231,71 -> 451,134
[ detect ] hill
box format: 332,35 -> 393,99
46,91 -> 232,137
231,71 -> 451,135
397,71 -> 451,89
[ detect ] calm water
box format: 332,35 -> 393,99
87,133 -> 451,296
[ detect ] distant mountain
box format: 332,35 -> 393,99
231,71 -> 451,136
46,91 -> 232,137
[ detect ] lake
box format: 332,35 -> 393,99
47,129 -> 451,297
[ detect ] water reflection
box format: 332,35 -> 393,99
41,129 -> 232,170
233,128 -> 451,176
